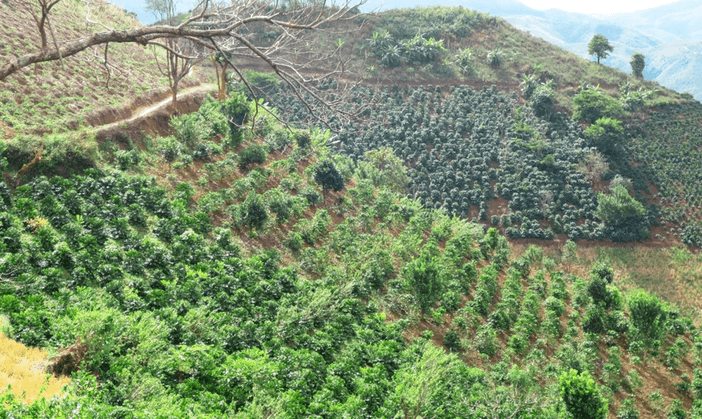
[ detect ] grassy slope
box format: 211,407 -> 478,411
0,0 -> 207,138
342,8 -> 685,107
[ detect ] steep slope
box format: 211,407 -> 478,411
0,91 -> 701,418
362,0 -> 702,100
4,4 -> 702,418
0,0 -> 205,139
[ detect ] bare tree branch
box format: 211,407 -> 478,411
3,0 -> 363,79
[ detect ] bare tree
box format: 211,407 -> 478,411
146,0 -> 197,109
2,0 -> 366,125
211,51 -> 233,101
17,0 -> 61,50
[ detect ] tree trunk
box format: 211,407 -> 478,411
218,65 -> 227,101
171,79 -> 178,112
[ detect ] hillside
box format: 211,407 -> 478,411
0,0 -> 208,137
254,7 -> 702,247
359,0 -> 702,101
0,89 -> 698,418
4,3 -> 702,419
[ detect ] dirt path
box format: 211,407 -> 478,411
94,83 -> 217,132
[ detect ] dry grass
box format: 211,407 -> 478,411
0,316 -> 70,404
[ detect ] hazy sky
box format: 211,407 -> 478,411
113,0 -> 682,22
519,0 -> 678,14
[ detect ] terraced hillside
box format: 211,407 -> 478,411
5,3 -> 702,419
0,92 -> 700,419
0,0 -> 206,138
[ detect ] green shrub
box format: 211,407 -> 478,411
559,369 -> 608,419
159,136 -> 182,163
115,149 -> 140,171
284,231 -> 303,252
404,242 -> 443,312
444,330 -> 461,351
170,113 -> 210,150
573,88 -> 623,123
595,186 -> 649,242
314,161 -> 345,193
238,144 -> 267,170
236,193 -> 268,230
616,398 -> 639,419
584,118 -> 624,156
531,85 -> 555,120
628,289 -> 666,350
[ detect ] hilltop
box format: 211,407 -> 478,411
361,0 -> 702,101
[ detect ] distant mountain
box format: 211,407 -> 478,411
603,0 -> 702,42
362,0 -> 702,100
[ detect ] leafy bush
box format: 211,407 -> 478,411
314,161 -> 345,193
235,193 -> 268,230
115,149 -> 140,171
531,85 -> 555,120
159,136 -> 182,163
584,118 -> 624,156
444,330 -> 461,351
595,186 -> 649,241
170,113 -> 210,150
404,242 -> 443,312
573,88 -> 623,123
628,289 -> 666,349
559,369 -> 608,419
487,49 -> 503,68
238,144 -> 268,170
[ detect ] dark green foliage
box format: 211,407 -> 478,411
487,48 -> 503,68
588,277 -> 609,307
160,136 -> 182,163
591,259 -> 614,284
381,45 -> 403,68
238,144 -> 267,170
628,289 -> 667,348
402,34 -> 446,65
582,304 -> 606,334
404,242 -> 443,312
115,149 -> 140,170
444,330 -> 461,351
531,85 -> 554,120
314,160 -> 345,193
361,251 -> 393,290
221,92 -> 249,147
170,112 -> 210,150
559,369 -> 608,419
127,203 -> 147,228
193,141 -> 222,161
573,89 -> 623,123
284,231 -> 303,251
236,193 -> 268,230
630,52 -> 645,78
585,117 -> 624,156
595,186 -> 649,241
295,131 -> 311,148
617,398 -> 639,419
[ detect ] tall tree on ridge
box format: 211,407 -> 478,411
588,34 -> 613,65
